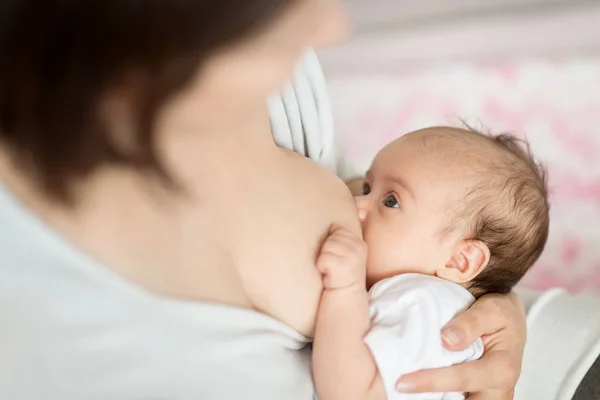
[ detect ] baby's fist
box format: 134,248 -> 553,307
316,225 -> 367,290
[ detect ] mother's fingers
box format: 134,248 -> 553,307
396,351 -> 519,394
442,294 -> 513,351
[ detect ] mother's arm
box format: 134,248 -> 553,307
346,177 -> 526,399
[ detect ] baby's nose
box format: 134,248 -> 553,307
354,196 -> 368,221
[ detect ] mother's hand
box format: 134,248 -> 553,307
396,291 -> 526,399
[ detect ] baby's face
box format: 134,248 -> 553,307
357,132 -> 469,288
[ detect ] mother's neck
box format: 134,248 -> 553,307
157,104 -> 277,191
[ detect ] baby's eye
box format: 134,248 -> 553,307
383,194 -> 399,208
362,183 -> 371,195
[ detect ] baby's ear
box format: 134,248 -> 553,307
436,240 -> 490,284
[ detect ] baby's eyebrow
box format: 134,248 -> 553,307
389,176 -> 416,200
367,169 -> 415,200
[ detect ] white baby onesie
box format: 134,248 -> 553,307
365,273 -> 484,400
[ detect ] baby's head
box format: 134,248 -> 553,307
357,126 -> 549,296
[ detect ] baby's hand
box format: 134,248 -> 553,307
317,225 -> 367,290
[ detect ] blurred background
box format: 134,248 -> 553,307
319,0 -> 600,293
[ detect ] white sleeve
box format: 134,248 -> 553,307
364,291 -> 441,397
516,288 -> 600,400
364,281 -> 483,400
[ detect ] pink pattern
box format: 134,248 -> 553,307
553,175 -> 600,205
560,237 -> 582,264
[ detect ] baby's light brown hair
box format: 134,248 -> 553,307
433,126 -> 550,296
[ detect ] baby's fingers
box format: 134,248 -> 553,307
320,239 -> 352,258
327,225 -> 363,244
316,252 -> 342,272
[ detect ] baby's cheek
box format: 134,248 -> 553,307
361,224 -> 379,247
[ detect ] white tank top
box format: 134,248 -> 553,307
0,180 -> 314,400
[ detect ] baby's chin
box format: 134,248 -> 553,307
365,277 -> 377,291
365,267 -> 390,290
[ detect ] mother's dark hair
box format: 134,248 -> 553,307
0,0 -> 297,202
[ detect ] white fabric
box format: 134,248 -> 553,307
365,274 -> 484,400
268,50 -> 337,173
0,179 -> 314,400
515,288 -> 600,400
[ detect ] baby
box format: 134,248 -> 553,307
313,126 -> 549,400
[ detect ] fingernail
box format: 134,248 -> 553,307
442,327 -> 462,346
395,381 -> 416,393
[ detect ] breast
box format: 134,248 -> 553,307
224,150 -> 361,337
